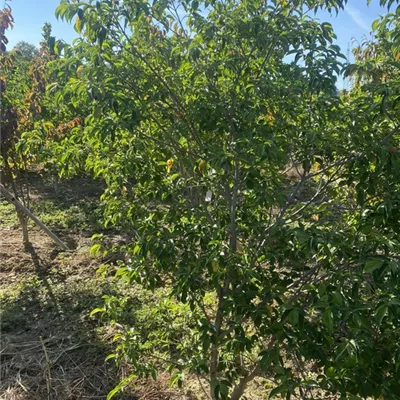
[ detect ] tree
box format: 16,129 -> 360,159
18,23 -> 89,179
54,0 -> 400,398
14,41 -> 38,61
0,7 -> 73,249
0,1 -> 31,244
41,22 -> 56,55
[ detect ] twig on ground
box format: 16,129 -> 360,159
40,336 -> 52,400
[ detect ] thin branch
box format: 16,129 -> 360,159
197,374 -> 211,400
194,294 -> 213,327
170,2 -> 188,38
116,21 -> 204,148
285,167 -> 342,222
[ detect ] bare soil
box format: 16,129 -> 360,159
0,175 -> 198,400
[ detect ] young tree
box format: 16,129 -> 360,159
0,7 -> 73,249
41,22 -> 56,56
18,25 -> 89,179
1,1 -> 31,243
55,0 -> 400,398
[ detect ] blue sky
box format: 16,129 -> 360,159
5,0 -> 78,47
5,0 -> 388,88
6,0 -> 386,48
5,1 -> 386,50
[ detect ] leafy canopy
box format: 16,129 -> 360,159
47,0 -> 400,399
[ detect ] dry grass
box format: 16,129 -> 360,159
0,175 -> 207,400
1,334 -> 129,399
0,227 -> 197,400
0,225 -> 132,400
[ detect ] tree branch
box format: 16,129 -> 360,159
229,363 -> 260,400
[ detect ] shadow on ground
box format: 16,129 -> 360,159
0,241 -> 136,400
0,172 -> 106,235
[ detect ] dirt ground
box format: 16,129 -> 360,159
0,175 -> 197,400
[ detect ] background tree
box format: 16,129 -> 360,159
14,41 -> 39,61
0,8 -> 63,245
41,22 -> 56,56
0,1 -> 31,243
18,23 -> 89,179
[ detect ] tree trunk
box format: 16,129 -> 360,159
2,157 -> 30,244
17,209 -> 30,244
210,286 -> 225,400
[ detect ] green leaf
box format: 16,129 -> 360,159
219,383 -> 228,397
105,353 -> 116,361
133,244 -> 141,255
90,243 -> 102,257
364,258 -> 384,273
372,18 -> 380,31
375,304 -> 388,325
107,373 -> 137,400
170,371 -> 183,388
107,386 -> 121,400
90,307 -> 104,316
389,298 -> 400,306
287,309 -> 299,326
269,384 -> 288,398
322,308 -> 334,334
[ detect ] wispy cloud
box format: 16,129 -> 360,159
345,4 -> 371,31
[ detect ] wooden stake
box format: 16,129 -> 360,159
0,184 -> 69,250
